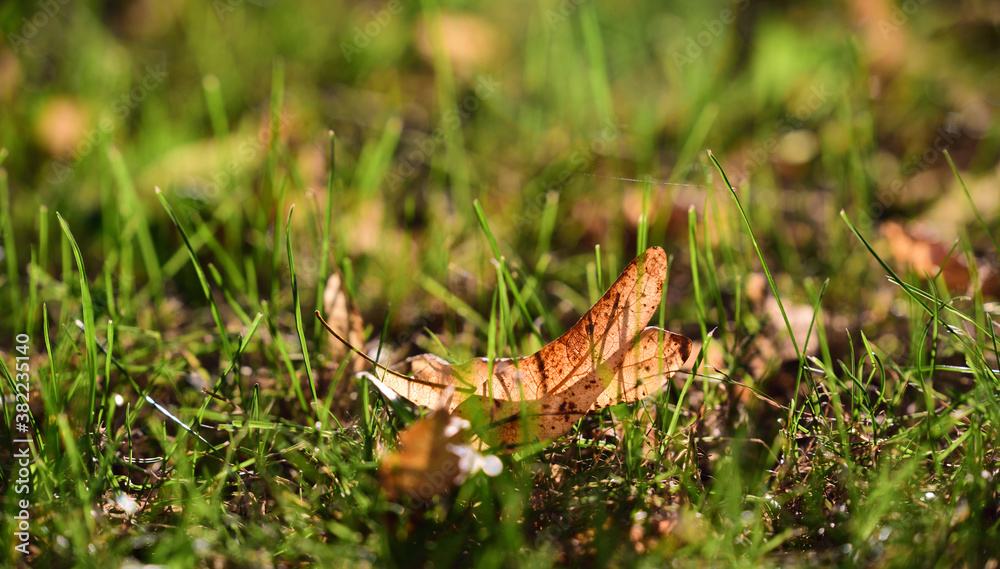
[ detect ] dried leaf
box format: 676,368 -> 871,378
357,247 -> 692,446
323,272 -> 366,373
882,220 -> 1000,296
379,389 -> 501,505
321,272 -> 368,419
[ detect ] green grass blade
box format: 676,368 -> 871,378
709,151 -> 802,359
840,210 -> 997,382
106,147 -> 163,298
56,212 -> 99,430
262,301 -> 310,415
419,273 -> 488,332
285,204 -> 318,405
687,206 -> 708,343
208,263 -> 251,326
194,312 -> 265,426
594,244 -> 603,294
636,179 -> 651,255
356,117 -> 402,197
103,318 -> 114,415
1,167 -> 20,320
473,199 -> 542,343
945,149 -> 999,253
202,74 -> 230,138
155,187 -> 235,362
580,2 -> 613,125
534,190 -> 560,263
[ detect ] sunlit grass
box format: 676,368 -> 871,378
1,1 -> 999,567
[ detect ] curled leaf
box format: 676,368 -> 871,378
326,247 -> 692,447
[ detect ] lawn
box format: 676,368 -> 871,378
1,0 -> 999,567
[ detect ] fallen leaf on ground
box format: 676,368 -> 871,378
320,272 -> 369,419
320,246 -> 692,447
323,272 -> 366,370
882,220 -> 1000,297
379,387 -> 501,505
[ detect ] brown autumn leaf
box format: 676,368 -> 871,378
321,247 -> 692,447
321,272 -> 368,419
379,387 -> 501,505
882,220 -> 1000,297
323,272 -> 366,371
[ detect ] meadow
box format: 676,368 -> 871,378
1,1 -> 998,567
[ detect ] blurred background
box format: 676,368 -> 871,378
1,0 -> 998,359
